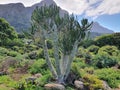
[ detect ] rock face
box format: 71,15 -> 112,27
0,0 -> 68,32
44,83 -> 65,90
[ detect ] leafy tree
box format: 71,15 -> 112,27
0,18 -> 18,46
31,5 -> 93,83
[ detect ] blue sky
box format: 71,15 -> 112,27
0,0 -> 120,32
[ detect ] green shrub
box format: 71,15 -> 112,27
94,33 -> 120,49
98,45 -> 119,56
37,48 -> 44,59
0,75 -> 18,88
87,45 -> 99,54
81,39 -> 95,48
83,74 -> 103,90
25,44 -> 38,52
77,47 -> 92,64
36,72 -> 52,86
73,57 -> 87,68
29,59 -> 48,74
95,68 -> 120,88
11,46 -> 19,51
6,39 -> 24,47
0,47 -> 9,55
93,54 -> 117,68
7,51 -> 18,57
28,51 -> 38,59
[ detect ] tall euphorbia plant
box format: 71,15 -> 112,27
31,5 -> 93,84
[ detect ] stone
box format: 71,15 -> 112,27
74,80 -> 84,90
25,76 -> 37,84
44,83 -> 65,90
34,73 -> 42,78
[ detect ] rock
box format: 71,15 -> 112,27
34,73 -> 42,78
25,73 -> 42,84
25,76 -> 37,84
74,80 -> 84,90
102,81 -> 112,90
44,83 -> 65,90
0,71 -> 7,76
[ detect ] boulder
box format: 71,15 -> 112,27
74,80 -> 84,90
44,83 -> 65,90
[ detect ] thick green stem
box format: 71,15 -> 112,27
64,41 -> 78,80
43,38 -> 57,79
52,30 -> 62,80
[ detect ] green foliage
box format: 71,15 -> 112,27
83,74 -> 103,90
93,54 -> 117,68
0,47 -> 9,55
87,45 -> 99,54
77,47 -> 92,64
0,75 -> 18,88
0,18 -> 18,46
94,33 -> 120,49
28,51 -> 38,59
29,59 -> 48,74
7,51 -> 18,57
6,39 -> 24,47
98,45 -> 119,56
36,72 -> 52,86
95,68 -> 120,88
81,39 -> 95,48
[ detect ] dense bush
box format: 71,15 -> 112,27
93,54 -> 117,68
36,72 -> 52,86
94,33 -> 120,49
87,45 -> 99,54
0,47 -> 9,55
0,18 -> 18,46
29,59 -> 48,74
95,68 -> 120,88
7,51 -> 19,57
83,74 -> 103,90
98,45 -> 119,56
80,39 -> 95,48
6,39 -> 24,47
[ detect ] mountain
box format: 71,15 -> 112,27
91,22 -> 114,34
0,0 -> 68,32
0,0 -> 114,34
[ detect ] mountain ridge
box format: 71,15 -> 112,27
0,0 -> 114,34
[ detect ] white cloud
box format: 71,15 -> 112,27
86,0 -> 120,17
0,0 -> 120,18
54,0 -> 120,18
54,0 -> 89,14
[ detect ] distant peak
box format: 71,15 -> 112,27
32,0 -> 56,7
1,3 -> 25,7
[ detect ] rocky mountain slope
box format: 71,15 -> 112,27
0,0 -> 114,34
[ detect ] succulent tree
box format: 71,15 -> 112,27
31,5 -> 93,83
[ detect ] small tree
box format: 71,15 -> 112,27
31,5 -> 93,83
